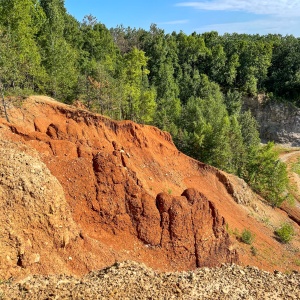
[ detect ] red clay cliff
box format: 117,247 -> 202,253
0,96 -> 299,279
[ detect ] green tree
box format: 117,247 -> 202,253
227,115 -> 247,175
77,16 -> 120,113
267,35 -> 300,104
246,142 -> 289,207
224,90 -> 242,115
239,110 -> 260,151
221,34 -> 272,94
177,76 -> 233,170
38,0 -> 79,100
0,0 -> 45,92
63,13 -> 82,49
207,44 -> 227,84
211,115 -> 233,171
120,47 -> 156,123
139,26 -> 181,130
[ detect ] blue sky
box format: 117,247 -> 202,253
65,0 -> 300,36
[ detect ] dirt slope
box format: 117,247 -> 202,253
0,96 -> 300,279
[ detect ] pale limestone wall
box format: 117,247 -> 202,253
243,95 -> 300,146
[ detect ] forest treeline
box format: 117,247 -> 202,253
1,0 -> 298,206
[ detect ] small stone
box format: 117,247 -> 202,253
33,253 -> 40,263
239,270 -> 246,275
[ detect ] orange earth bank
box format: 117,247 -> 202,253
0,96 -> 299,279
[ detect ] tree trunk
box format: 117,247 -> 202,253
1,90 -> 10,123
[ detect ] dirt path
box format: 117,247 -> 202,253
278,150 -> 300,226
280,150 -> 300,163
280,150 -> 300,199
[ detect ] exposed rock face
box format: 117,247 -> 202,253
81,147 -> 238,269
91,146 -> 237,268
243,95 -> 300,146
156,189 -> 237,268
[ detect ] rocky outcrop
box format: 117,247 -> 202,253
156,189 -> 237,268
91,141 -> 238,268
243,95 -> 300,146
88,148 -> 238,268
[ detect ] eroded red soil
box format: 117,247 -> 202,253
0,96 -> 299,279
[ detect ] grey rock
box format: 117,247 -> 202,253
243,95 -> 300,146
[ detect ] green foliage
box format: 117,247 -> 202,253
246,142 -> 289,207
38,0 -> 79,100
275,223 -> 295,243
250,246 -> 257,256
175,76 -> 257,177
222,35 -> 273,94
0,3 -> 299,108
267,35 -> 300,105
239,110 -> 260,150
292,157 -> 300,176
138,27 -> 181,130
295,259 -> 300,266
224,90 -> 242,115
241,229 -> 255,245
176,78 -> 231,169
120,47 -> 156,123
0,0 -> 45,91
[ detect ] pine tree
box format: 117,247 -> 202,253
0,0 -> 45,92
38,0 -> 78,100
120,47 -> 156,123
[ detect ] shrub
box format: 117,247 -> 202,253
275,223 -> 295,243
292,157 -> 300,176
241,229 -> 254,245
250,246 -> 257,256
246,142 -> 289,207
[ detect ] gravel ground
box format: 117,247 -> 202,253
1,261 -> 299,299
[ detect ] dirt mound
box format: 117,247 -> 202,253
0,139 -> 80,279
1,261 -> 299,299
0,96 -> 300,278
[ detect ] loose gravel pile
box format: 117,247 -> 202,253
1,261 -> 299,299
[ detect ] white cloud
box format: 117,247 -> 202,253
158,19 -> 189,25
176,0 -> 300,17
195,17 -> 300,35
